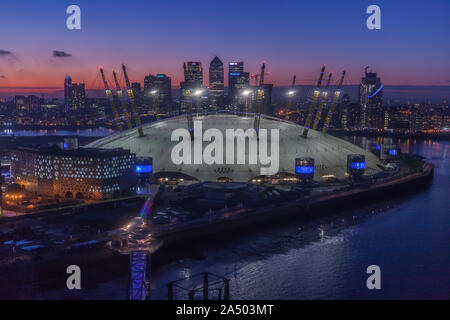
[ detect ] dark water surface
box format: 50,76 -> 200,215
148,138 -> 450,299
38,138 -> 450,299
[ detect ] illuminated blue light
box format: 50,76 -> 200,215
296,166 -> 314,174
63,143 -> 68,149
376,145 -> 381,150
368,84 -> 384,98
136,165 -> 153,173
350,162 -> 365,169
229,72 -> 241,76
389,149 -> 397,156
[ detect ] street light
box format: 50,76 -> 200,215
286,90 -> 296,116
241,89 -> 252,116
192,89 -> 204,115
148,90 -> 158,114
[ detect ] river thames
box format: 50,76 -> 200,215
5,131 -> 449,299
78,137 -> 449,299
147,138 -> 450,299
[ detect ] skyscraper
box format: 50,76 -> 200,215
183,61 -> 203,86
144,74 -> 172,113
180,62 -> 204,113
64,76 -> 85,111
359,69 -> 383,129
209,56 -> 224,109
28,95 -> 40,113
14,95 -> 40,113
228,61 -> 249,104
14,95 -> 27,112
64,76 -> 72,113
71,82 -> 86,110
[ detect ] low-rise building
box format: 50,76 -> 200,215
10,145 -> 136,200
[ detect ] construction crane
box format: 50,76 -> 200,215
253,62 -> 266,134
286,75 -> 297,111
302,65 -> 326,138
311,72 -> 333,130
259,63 -> 265,86
322,70 -> 346,134
122,64 -> 145,137
98,67 -> 123,132
251,68 -> 270,87
112,71 -> 133,130
253,74 -> 259,86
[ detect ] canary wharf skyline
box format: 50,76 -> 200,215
0,0 -> 449,96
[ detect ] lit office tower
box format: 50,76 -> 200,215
14,95 -> 40,113
71,82 -> 86,110
359,68 -> 383,129
64,76 -> 72,112
183,61 -> 203,86
64,76 -> 85,111
28,95 -> 40,113
144,74 -> 172,113
228,61 -> 249,104
209,56 -> 224,108
14,95 -> 27,112
180,62 -> 204,113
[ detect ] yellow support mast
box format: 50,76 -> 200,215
311,72 -> 333,130
122,64 -> 145,137
112,71 -> 133,130
99,67 -> 123,132
322,70 -> 346,134
302,65 -> 326,138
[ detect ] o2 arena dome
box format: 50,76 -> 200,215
86,114 -> 383,182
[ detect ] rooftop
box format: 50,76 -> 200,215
87,114 -> 383,182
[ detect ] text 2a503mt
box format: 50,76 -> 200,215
176,304 -> 274,317
220,304 -> 274,315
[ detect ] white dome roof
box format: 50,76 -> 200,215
86,114 -> 383,182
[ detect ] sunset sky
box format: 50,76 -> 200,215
0,0 -> 449,96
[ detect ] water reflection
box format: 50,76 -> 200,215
148,138 -> 450,299
37,138 -> 450,299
